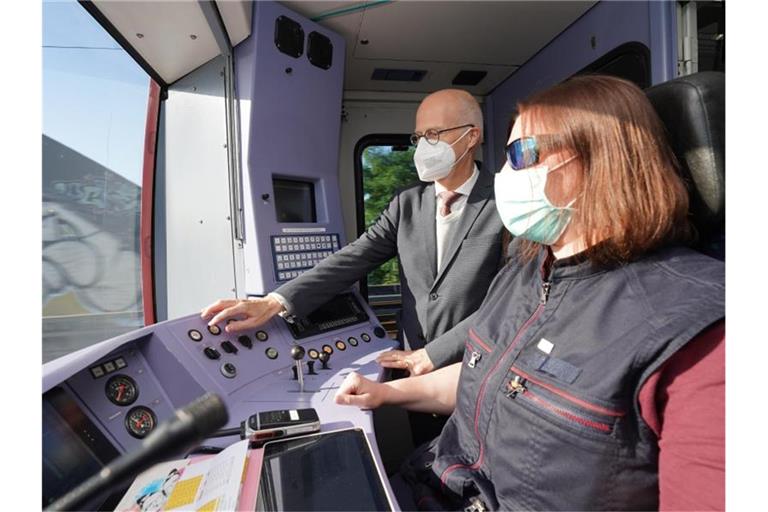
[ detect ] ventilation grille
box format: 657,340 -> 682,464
452,70 -> 487,86
371,68 -> 427,82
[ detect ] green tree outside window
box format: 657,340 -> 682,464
361,145 -> 418,288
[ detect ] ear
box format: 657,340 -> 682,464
469,126 -> 482,149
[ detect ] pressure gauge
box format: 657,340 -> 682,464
105,375 -> 138,406
125,406 -> 157,439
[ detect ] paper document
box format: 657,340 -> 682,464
114,440 -> 250,512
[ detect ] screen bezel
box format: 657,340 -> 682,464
256,427 -> 394,511
272,177 -> 318,224
285,292 -> 370,340
42,386 -> 123,509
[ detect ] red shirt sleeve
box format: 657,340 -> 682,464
638,320 -> 725,511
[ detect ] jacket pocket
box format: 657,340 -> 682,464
504,365 -> 625,437
464,329 -> 493,369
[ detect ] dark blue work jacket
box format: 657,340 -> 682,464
401,244 -> 724,511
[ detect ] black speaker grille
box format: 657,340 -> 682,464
274,15 -> 304,58
307,31 -> 333,70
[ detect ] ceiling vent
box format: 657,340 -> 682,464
371,68 -> 426,82
452,70 -> 487,86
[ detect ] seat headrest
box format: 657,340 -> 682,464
645,72 -> 725,258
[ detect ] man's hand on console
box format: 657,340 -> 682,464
200,296 -> 284,332
376,348 -> 434,375
334,372 -> 385,409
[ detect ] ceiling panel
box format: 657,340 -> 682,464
91,1 -> 252,85
281,0 -> 595,94
93,1 -> 220,84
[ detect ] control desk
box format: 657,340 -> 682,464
42,291 -> 399,509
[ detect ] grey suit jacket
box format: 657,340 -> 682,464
275,169 -> 505,368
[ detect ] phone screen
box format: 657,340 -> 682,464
256,429 -> 391,511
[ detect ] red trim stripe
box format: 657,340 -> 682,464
512,366 -> 625,417
140,80 -> 161,326
468,328 -> 492,352
525,390 -> 612,432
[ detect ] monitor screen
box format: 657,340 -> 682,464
273,178 -> 317,223
257,429 -> 391,511
42,387 -> 120,508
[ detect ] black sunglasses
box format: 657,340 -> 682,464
505,135 -> 564,170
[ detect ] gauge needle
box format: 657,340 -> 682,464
117,384 -> 125,401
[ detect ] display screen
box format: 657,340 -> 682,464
257,429 -> 391,511
286,292 -> 369,340
273,178 -> 317,223
42,387 -> 120,509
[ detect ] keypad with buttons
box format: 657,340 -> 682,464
271,233 -> 341,281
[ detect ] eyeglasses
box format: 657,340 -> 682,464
410,124 -> 474,146
505,135 -> 563,170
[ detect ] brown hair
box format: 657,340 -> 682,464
513,74 -> 692,266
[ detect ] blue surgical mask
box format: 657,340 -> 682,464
494,156 -> 577,244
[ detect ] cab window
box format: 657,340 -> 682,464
43,0 -> 151,362
355,135 -> 417,337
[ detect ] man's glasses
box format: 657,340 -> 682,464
505,135 -> 563,170
410,124 -> 474,146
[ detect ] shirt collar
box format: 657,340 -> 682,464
434,164 -> 479,197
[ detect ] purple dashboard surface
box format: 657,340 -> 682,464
42,293 -> 401,507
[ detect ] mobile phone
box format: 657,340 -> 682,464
243,408 -> 320,443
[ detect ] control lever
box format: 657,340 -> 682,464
291,345 -> 306,392
307,359 -> 317,375
318,350 -> 330,370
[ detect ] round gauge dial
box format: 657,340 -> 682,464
105,375 -> 139,406
125,406 -> 157,439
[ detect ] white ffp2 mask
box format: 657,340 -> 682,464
413,128 -> 472,181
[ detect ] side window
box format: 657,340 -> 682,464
43,0 -> 151,362
355,135 -> 418,335
678,0 -> 725,76
696,1 -> 725,72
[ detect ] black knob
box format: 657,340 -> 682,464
291,365 -> 299,380
291,345 -> 305,360
373,326 -> 386,339
318,351 -> 330,369
204,347 -> 221,360
237,335 -> 253,349
307,360 -> 317,375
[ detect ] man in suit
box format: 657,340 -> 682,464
202,89 -> 504,374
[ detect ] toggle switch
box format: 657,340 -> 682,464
318,350 -> 330,370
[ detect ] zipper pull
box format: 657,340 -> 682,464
540,281 -> 551,304
505,375 -> 527,398
467,351 -> 482,368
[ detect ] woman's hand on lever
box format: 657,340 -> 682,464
335,372 -> 385,409
200,296 -> 284,332
377,348 -> 434,375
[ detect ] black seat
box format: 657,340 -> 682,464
646,71 -> 725,260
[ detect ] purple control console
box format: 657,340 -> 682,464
42,290 -> 398,509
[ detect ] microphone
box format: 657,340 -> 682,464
46,392 -> 229,511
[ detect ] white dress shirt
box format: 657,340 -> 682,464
434,165 -> 479,271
